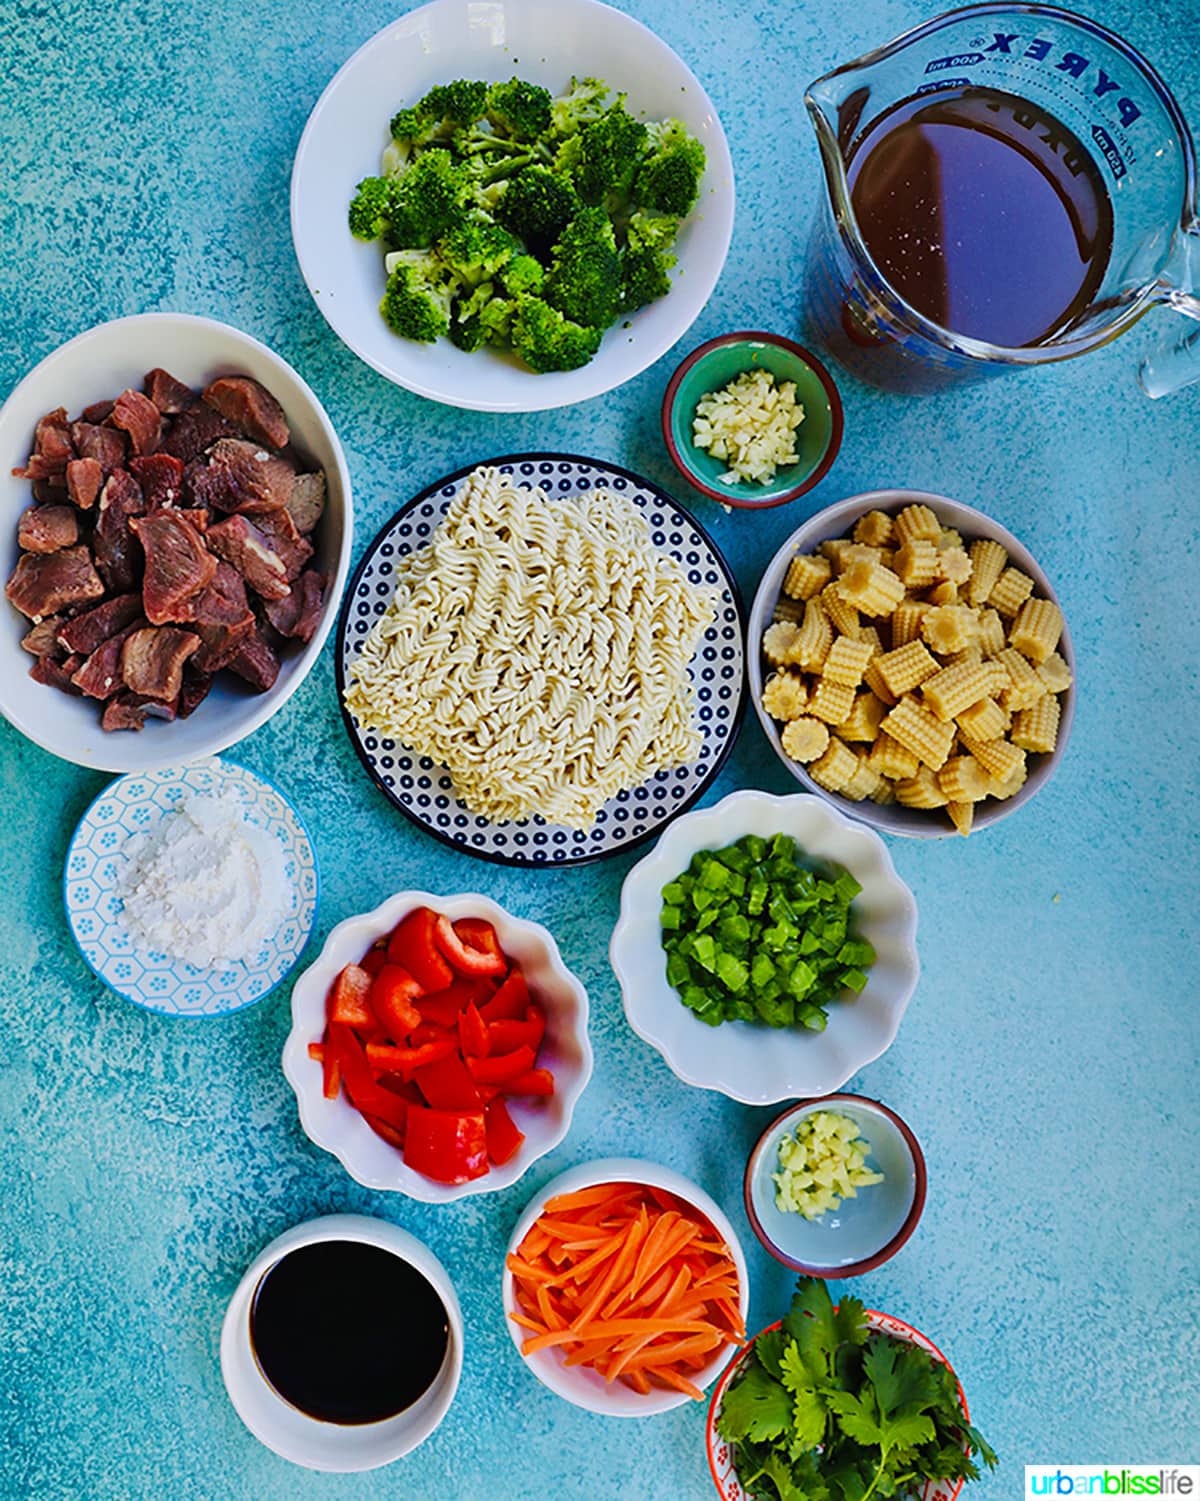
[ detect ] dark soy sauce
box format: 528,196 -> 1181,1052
249,1240 -> 449,1425
847,86 -> 1113,348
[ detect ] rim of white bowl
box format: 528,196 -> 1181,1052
500,1157 -> 750,1416
0,312 -> 353,772
220,1213 -> 463,1472
610,789 -> 920,1104
746,489 -> 1076,838
282,891 -> 593,1202
289,0 -> 736,412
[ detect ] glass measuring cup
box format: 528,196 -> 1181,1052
803,3 -> 1200,395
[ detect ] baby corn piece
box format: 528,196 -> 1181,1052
967,538 -> 1007,606
820,581 -> 860,639
1036,651 -> 1073,694
837,559 -> 906,617
978,606 -> 1006,658
961,734 -> 1026,783
792,597 -> 834,672
893,502 -> 942,545
875,639 -> 939,697
881,696 -> 956,771
987,760 -> 1029,801
868,730 -> 920,780
762,620 -> 802,667
809,677 -> 856,725
781,716 -> 829,763
841,754 -> 882,802
937,754 -> 992,803
927,581 -> 959,606
893,539 -> 939,589
956,696 -> 1009,742
922,660 -> 995,722
761,671 -> 808,721
921,604 -> 980,656
994,647 -> 1046,712
936,545 -> 972,585
862,658 -> 898,706
989,565 -> 1035,618
1009,597 -> 1064,664
808,736 -> 858,792
894,765 -> 949,808
772,594 -> 805,624
837,691 -> 888,743
947,800 -> 974,837
1012,694 -> 1061,754
853,509 -> 894,547
783,552 -> 831,601
822,635 -> 874,689
889,599 -> 930,648
945,643 -> 983,669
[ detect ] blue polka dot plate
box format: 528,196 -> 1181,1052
336,453 -> 746,867
64,757 -> 319,1016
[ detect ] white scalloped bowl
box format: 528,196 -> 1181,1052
0,313 -> 352,773
501,1157 -> 750,1417
747,490 -> 1076,838
610,790 -> 919,1104
283,891 -> 593,1203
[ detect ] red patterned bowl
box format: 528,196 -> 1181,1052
706,1310 -> 970,1501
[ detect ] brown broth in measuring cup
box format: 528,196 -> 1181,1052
846,85 -> 1114,349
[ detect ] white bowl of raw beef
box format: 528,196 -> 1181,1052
0,313 -> 352,772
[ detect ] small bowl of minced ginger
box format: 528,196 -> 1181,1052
661,331 -> 844,508
743,1094 -> 926,1276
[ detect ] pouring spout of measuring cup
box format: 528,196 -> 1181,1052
1139,222 -> 1200,398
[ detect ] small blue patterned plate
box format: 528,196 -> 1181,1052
336,453 -> 746,867
64,757 -> 319,1017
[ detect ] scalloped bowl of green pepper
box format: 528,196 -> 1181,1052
610,790 -> 919,1104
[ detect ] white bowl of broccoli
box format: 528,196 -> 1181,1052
290,0 -> 735,412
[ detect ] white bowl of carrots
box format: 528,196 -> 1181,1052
502,1158 -> 749,1416
282,891 -> 593,1203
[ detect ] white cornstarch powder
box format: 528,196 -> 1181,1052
118,789 -> 291,969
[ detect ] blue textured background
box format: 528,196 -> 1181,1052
2,0 -> 1198,1496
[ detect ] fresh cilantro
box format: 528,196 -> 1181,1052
717,1278 -> 998,1501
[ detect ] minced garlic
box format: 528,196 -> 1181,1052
692,368 -> 805,485
772,1109 -> 884,1220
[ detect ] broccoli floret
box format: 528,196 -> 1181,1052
549,77 -> 610,138
486,79 -> 553,140
449,316 -> 488,352
633,119 -> 706,216
438,218 -> 519,285
348,176 -> 394,241
479,295 -> 517,344
619,209 -> 680,311
494,165 -> 579,253
389,104 -> 433,143
543,206 -> 621,329
379,250 -> 460,343
422,79 -> 489,126
384,149 -> 473,247
510,297 -> 603,372
567,104 -> 649,206
502,254 -> 544,296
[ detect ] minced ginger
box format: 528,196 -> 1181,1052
692,368 -> 805,484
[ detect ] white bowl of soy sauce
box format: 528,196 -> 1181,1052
220,1214 -> 463,1471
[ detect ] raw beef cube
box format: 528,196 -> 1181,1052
110,389 -> 161,456
285,472 -> 326,534
143,368 -> 194,415
71,620 -> 144,699
57,593 -> 143,655
6,546 -> 105,619
81,398 -> 115,424
66,457 -> 104,510
18,504 -> 79,553
130,453 -> 185,510
30,653 -> 85,696
203,376 -> 289,449
178,669 -> 214,719
93,470 -> 145,594
264,570 -> 325,643
159,400 -> 234,463
21,617 -> 65,657
129,510 -> 215,624
206,514 -> 290,601
121,626 -> 200,702
69,422 -> 127,472
189,438 -> 294,514
227,625 -> 280,692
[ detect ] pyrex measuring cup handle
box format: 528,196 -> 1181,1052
1139,224 -> 1200,398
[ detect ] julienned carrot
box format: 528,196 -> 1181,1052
507,1181 -> 743,1399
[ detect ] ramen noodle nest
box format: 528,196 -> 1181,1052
344,467 -> 717,829
761,504 -> 1070,835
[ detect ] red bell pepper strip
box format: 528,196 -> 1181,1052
486,1004 -> 545,1054
504,1067 -> 555,1097
465,1043 -> 536,1085
360,943 -> 388,979
403,1106 -> 489,1184
409,1021 -> 453,1047
378,1075 -> 423,1102
361,1111 -> 406,1150
414,994 -> 461,1029
308,1042 -> 324,1062
485,1097 -> 525,1166
412,1050 -> 482,1111
311,1036 -> 341,1099
473,1083 -> 500,1104
479,966 -> 529,1022
458,1002 -> 490,1059
328,964 -> 374,1028
328,1024 -> 409,1129
433,915 -> 507,978
370,964 -> 423,1041
387,906 -> 454,992
366,1036 -> 458,1076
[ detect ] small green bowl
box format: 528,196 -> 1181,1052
661,332 -> 844,508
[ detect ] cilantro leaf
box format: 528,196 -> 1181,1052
761,1449 -> 820,1501
784,1278 -> 839,1379
780,1341 -> 827,1454
755,1327 -> 789,1383
834,1292 -> 868,1348
826,1387 -> 883,1448
718,1362 -> 793,1443
963,1421 -> 999,1470
880,1410 -> 936,1452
